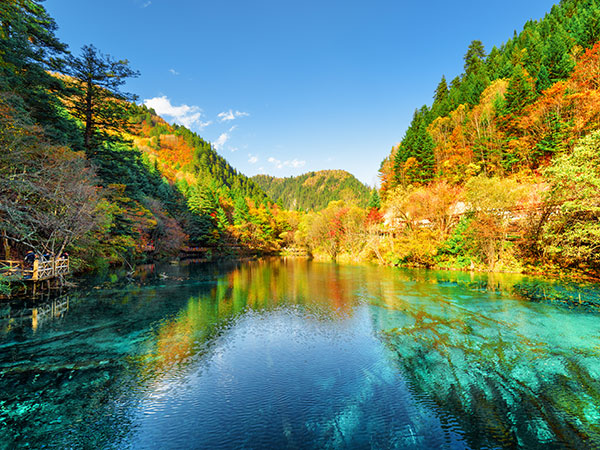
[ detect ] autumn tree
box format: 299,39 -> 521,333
465,176 -> 526,270
0,98 -> 99,257
299,201 -> 365,260
542,131 -> 600,269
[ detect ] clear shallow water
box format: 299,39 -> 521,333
1,260 -> 600,449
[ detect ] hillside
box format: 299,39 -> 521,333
374,0 -> 600,273
380,0 -> 600,191
128,105 -> 268,204
251,170 -> 371,211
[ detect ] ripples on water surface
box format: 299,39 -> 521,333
1,259 -> 599,449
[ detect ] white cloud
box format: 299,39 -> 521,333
143,96 -> 209,129
142,1 -> 151,7
218,111 -> 235,121
213,132 -> 229,151
248,154 -> 258,164
258,167 -> 266,174
217,109 -> 249,122
169,68 -> 179,75
267,157 -> 306,170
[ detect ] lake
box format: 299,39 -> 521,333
1,259 -> 599,449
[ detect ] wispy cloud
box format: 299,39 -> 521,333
143,96 -> 210,129
169,68 -> 179,75
217,109 -> 249,122
142,1 -> 151,7
213,132 -> 229,151
248,154 -> 258,164
267,157 -> 305,169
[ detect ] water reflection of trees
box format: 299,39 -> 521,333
372,271 -> 600,448
138,259 -> 360,379
3,261 -> 599,448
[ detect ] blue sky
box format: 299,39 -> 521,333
46,0 -> 556,185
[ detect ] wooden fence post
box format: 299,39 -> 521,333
32,259 -> 39,281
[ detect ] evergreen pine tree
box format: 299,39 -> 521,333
543,26 -> 575,82
485,46 -> 503,79
505,65 -> 536,113
65,45 -> 139,152
368,189 -> 381,209
233,195 -> 250,226
0,0 -> 81,145
434,75 -> 449,104
394,108 -> 436,185
574,5 -> 600,48
464,40 -> 486,74
536,64 -> 552,93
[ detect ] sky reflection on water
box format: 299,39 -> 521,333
1,259 -> 599,449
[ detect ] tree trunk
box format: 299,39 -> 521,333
2,231 -> 10,260
84,78 -> 93,151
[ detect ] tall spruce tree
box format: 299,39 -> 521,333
505,65 -> 536,113
65,44 -> 139,153
432,75 -> 450,117
464,40 -> 486,74
536,64 -> 552,93
543,24 -> 574,82
434,75 -> 449,104
462,40 -> 490,105
394,108 -> 435,186
368,189 -> 381,209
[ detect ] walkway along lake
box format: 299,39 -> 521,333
1,259 -> 599,448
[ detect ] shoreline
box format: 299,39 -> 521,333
4,251 -> 599,302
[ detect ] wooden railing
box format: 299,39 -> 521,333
0,260 -> 24,274
0,257 -> 69,281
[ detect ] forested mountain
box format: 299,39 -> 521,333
380,0 -> 600,191
251,170 -> 371,211
129,105 -> 268,204
374,0 -> 600,274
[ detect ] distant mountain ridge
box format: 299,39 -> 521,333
251,170 -> 371,211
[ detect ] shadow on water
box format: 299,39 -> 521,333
0,260 -> 599,448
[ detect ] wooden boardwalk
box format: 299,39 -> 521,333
0,257 -> 70,282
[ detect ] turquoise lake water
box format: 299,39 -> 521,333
1,259 -> 599,449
